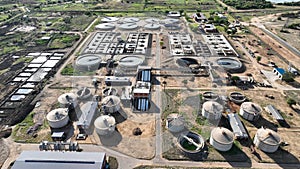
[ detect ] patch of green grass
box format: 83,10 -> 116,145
12,112 -> 51,143
49,34 -> 80,49
61,63 -> 74,75
0,14 -> 9,22
13,57 -> 33,65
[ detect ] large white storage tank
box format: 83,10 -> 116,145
75,54 -> 101,71
210,127 -> 234,151
166,113 -> 185,133
94,115 -> 116,136
46,108 -> 69,128
58,93 -> 78,108
101,95 -> 121,113
202,101 -> 223,120
254,127 -> 280,153
239,102 -> 262,121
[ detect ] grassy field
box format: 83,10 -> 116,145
49,33 -> 79,49
12,112 -> 52,143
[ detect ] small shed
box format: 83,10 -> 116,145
273,68 -> 285,79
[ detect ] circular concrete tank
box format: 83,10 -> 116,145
202,101 -> 223,121
144,23 -> 160,30
95,23 -> 115,30
145,18 -> 160,23
101,17 -> 119,23
239,102 -> 262,121
229,92 -> 246,104
76,87 -> 92,100
47,108 -> 69,128
163,18 -> 179,24
119,56 -> 144,68
176,58 -> 198,68
101,95 -> 121,113
177,132 -> 205,154
75,54 -> 101,71
203,91 -> 219,101
119,23 -> 138,30
94,115 -> 116,136
217,58 -> 242,71
102,87 -> 118,97
254,127 -> 280,153
166,113 -> 185,133
58,93 -> 78,108
123,17 -> 140,23
210,127 -> 234,151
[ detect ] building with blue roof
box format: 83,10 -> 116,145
273,67 -> 285,79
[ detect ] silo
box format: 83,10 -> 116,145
239,102 -> 262,121
58,93 -> 78,108
101,95 -> 121,113
210,127 -> 234,151
254,127 -> 280,153
202,101 -> 223,120
46,108 -> 69,128
166,113 -> 185,133
94,115 -> 116,136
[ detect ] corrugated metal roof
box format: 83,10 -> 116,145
265,105 -> 284,121
227,113 -> 248,139
12,151 -> 105,169
274,67 -> 285,75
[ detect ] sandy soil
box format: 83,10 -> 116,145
93,118 -> 156,160
249,26 -> 300,70
0,139 -> 9,168
252,14 -> 300,51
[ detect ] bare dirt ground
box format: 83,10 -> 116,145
252,14 -> 300,51
247,128 -> 300,164
93,107 -> 156,159
0,139 -> 9,168
248,18 -> 300,71
237,89 -> 300,127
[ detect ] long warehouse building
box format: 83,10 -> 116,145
12,151 -> 107,169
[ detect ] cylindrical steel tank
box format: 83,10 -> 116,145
210,127 -> 234,151
202,101 -> 223,120
101,95 -> 121,113
94,115 -> 116,136
58,93 -> 78,108
166,113 -> 185,133
239,102 -> 262,121
254,127 -> 280,153
46,108 -> 69,128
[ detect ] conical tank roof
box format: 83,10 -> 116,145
58,93 -> 77,104
203,101 -> 223,114
94,115 -> 116,129
241,102 -> 262,115
47,108 -> 68,121
211,127 -> 234,145
256,127 -> 280,146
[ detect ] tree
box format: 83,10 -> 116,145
287,98 -> 296,106
282,72 -> 295,82
160,41 -> 164,48
256,56 -> 262,62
